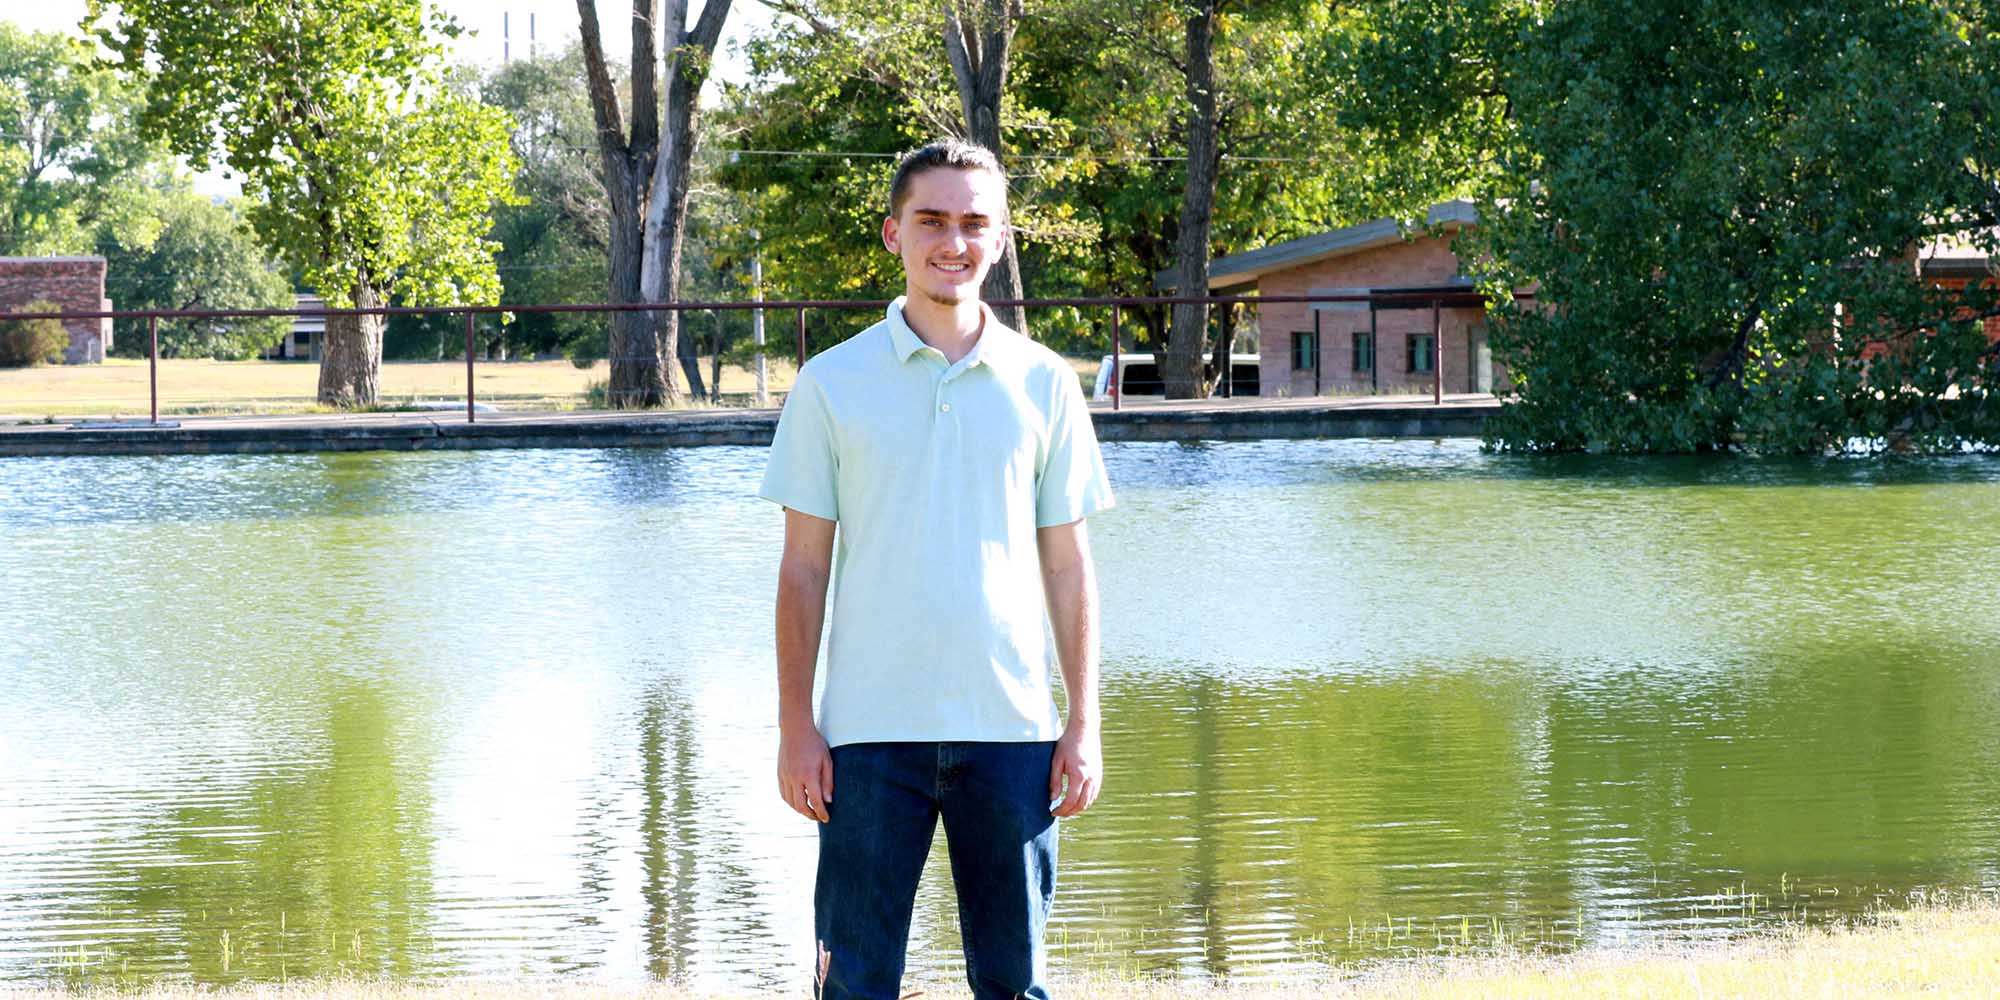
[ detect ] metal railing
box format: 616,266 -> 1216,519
6,289 -> 1513,424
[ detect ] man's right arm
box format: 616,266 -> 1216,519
775,506 -> 837,823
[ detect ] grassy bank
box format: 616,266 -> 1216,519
17,901 -> 2000,999
0,358 -> 802,418
1,356 -> 1104,419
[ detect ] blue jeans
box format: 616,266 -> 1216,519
814,740 -> 1058,1000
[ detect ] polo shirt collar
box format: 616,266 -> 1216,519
887,295 -> 1015,372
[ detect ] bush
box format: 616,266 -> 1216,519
0,300 -> 70,368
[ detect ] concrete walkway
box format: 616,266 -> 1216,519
0,394 -> 1500,457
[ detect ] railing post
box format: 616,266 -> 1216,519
1369,301 -> 1380,395
148,315 -> 159,426
1432,298 -> 1443,405
795,307 -> 807,373
1219,299 -> 1232,399
1110,305 -> 1122,413
751,230 -> 768,407
465,312 -> 477,424
1313,308 -> 1322,397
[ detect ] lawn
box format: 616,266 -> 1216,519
0,355 -> 1105,418
0,357 -> 801,418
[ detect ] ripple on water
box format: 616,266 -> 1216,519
3,443 -> 2000,985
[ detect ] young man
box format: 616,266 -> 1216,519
759,140 -> 1114,1000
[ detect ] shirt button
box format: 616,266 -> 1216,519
939,403 -> 951,413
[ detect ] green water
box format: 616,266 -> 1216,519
3,441 -> 1998,988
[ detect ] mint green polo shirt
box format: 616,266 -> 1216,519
759,297 -> 1115,747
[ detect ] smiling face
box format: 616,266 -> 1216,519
882,166 -> 1010,308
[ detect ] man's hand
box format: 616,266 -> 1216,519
1049,720 -> 1101,818
775,508 -> 837,824
778,722 -> 834,822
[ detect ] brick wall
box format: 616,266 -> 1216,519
0,257 -> 110,363
1253,233 -> 1501,397
1929,276 -> 2000,344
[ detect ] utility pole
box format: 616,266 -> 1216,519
751,229 -> 768,407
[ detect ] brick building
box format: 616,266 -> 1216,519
1920,244 -> 2000,345
1165,201 -> 1510,398
262,294 -> 326,360
0,256 -> 113,363
1176,207 -> 1996,399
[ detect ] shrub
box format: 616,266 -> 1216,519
0,300 -> 70,368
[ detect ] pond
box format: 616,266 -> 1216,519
3,440 -> 1999,989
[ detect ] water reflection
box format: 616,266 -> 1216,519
3,441 -> 1999,986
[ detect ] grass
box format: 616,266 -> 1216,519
0,356 -> 1104,419
17,898 -> 2000,999
0,358 -> 802,418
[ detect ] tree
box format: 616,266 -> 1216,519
756,0 -> 1070,334
0,300 -> 67,368
943,0 -> 1028,332
101,192 -> 293,359
3,24 -> 299,360
88,0 -> 519,406
712,82 -> 907,359
1325,0 -> 1523,220
1023,0 -> 1367,393
1461,0 -> 2000,453
723,0 -> 1369,363
0,24 -> 162,256
474,49 -> 609,362
1161,0 -> 1224,399
576,0 -> 733,407
1014,1 -> 1324,350
1110,0 -> 1370,398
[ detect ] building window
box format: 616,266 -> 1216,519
1290,331 -> 1317,371
1352,332 -> 1373,372
293,329 -> 312,348
1408,334 -> 1436,373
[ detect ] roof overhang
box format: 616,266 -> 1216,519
1155,200 -> 1479,292
1306,279 -> 1490,311
1921,256 -> 1996,280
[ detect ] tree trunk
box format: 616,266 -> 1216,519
643,62 -> 707,403
318,280 -> 383,406
983,224 -> 1028,334
1211,302 -> 1235,396
710,313 -> 725,404
637,0 -> 730,403
606,158 -> 669,407
641,90 -> 701,401
580,0 -> 670,408
1164,0 -> 1221,400
945,0 -> 1028,335
677,311 -> 707,400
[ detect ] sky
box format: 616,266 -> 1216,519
5,0 -> 770,73
4,0 -> 775,195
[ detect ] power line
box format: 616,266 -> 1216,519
1,126 -> 1316,165
719,148 -> 1313,164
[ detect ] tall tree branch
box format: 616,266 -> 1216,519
630,0 -> 662,175
690,0 -> 731,50
576,0 -> 628,155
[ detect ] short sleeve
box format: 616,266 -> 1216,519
759,367 -> 840,521
1035,368 -> 1115,527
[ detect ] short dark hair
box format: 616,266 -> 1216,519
887,140 -> 1008,221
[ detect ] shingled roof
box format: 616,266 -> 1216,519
1155,200 -> 1479,292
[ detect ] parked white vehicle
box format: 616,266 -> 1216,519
1091,353 -> 1260,401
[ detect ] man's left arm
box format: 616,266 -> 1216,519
1040,518 -> 1101,818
